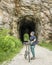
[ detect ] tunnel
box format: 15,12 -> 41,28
19,17 -> 38,42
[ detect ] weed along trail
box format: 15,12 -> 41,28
7,45 -> 52,65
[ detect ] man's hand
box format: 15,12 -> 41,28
31,38 -> 36,44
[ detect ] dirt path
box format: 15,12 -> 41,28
7,45 -> 52,65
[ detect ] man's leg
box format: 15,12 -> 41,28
30,46 -> 35,59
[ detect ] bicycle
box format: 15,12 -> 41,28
24,41 -> 30,62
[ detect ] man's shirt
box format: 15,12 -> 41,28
30,36 -> 36,46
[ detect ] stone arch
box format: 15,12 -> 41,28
17,15 -> 41,42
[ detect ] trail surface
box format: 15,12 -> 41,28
7,45 -> 52,65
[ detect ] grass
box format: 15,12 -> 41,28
39,42 -> 52,51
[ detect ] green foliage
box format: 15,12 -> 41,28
0,28 -> 10,36
0,28 -> 22,62
39,41 -> 52,50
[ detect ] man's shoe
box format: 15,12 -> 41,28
31,57 -> 35,60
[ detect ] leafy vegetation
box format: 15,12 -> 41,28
0,28 -> 10,36
0,28 -> 23,62
39,40 -> 52,50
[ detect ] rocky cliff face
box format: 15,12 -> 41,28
0,0 -> 52,42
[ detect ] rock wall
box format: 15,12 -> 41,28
0,0 -> 18,37
0,0 -> 52,42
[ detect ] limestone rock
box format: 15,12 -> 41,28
0,0 -> 52,42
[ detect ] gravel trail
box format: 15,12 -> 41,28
8,45 -> 52,65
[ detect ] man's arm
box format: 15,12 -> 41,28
31,38 -> 36,44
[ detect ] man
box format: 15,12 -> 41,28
30,31 -> 36,60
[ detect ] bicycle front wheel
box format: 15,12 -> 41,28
24,50 -> 27,59
28,51 -> 30,62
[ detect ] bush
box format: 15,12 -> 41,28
0,28 -> 22,62
0,35 -> 22,62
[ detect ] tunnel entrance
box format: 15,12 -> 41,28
19,17 -> 38,42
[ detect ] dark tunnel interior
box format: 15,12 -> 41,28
19,18 -> 36,42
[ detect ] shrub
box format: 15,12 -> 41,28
0,28 -> 22,62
